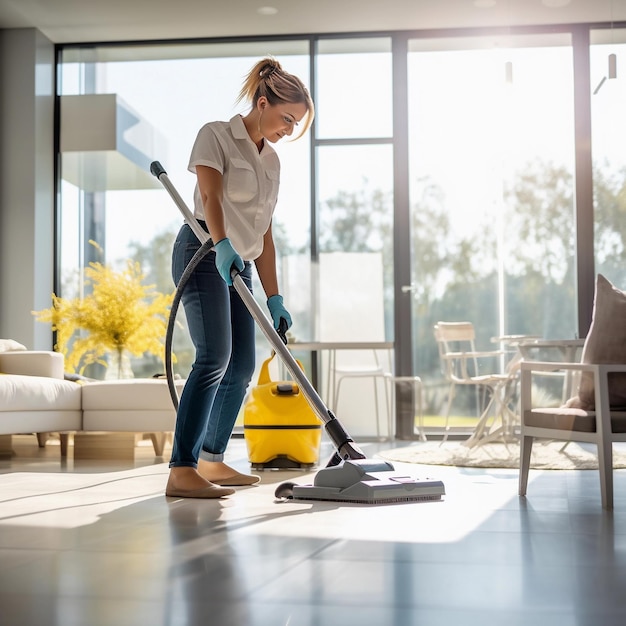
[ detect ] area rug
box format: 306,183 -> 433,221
376,441 -> 626,470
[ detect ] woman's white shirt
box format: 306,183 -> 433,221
188,114 -> 280,260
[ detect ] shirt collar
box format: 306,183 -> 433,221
230,114 -> 250,140
229,114 -> 276,158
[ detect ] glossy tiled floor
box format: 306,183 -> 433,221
1,434 -> 626,626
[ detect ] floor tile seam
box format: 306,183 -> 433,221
227,537 -> 346,598
221,598 -> 584,616
269,557 -> 625,578
241,592 -> 562,612
566,523 -> 626,534
303,552 -> 582,567
464,526 -> 575,535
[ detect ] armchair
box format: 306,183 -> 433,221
519,273 -> 626,509
518,361 -> 626,509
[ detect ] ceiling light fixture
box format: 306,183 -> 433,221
609,53 -> 617,79
257,6 -> 278,16
504,60 -> 513,84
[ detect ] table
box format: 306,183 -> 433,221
287,341 -> 394,351
461,368 -> 520,449
458,335 -> 540,449
491,334 -> 542,346
286,341 -> 395,439
490,335 -> 541,370
286,341 -> 394,404
517,338 -> 584,363
463,337 -> 585,448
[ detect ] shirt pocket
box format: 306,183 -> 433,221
226,158 -> 258,203
265,168 -> 280,206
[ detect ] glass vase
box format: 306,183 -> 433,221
105,349 -> 134,380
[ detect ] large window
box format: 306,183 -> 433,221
407,33 -> 577,417
55,25 -> 621,434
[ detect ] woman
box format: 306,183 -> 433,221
166,58 -> 314,498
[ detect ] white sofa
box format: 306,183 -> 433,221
0,347 -> 183,459
81,377 -> 185,456
0,350 -> 82,455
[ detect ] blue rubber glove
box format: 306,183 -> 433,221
267,294 -> 292,335
214,238 -> 244,285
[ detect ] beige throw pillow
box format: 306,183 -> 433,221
566,274 -> 626,410
0,339 -> 27,353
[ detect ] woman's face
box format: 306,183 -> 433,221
259,100 -> 308,143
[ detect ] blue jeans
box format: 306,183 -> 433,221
169,223 -> 255,467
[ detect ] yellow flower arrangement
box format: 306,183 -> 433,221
34,258 -> 174,377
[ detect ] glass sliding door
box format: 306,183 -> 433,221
407,33 -> 577,424
590,29 -> 626,290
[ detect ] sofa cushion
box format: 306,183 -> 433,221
0,351 -> 64,379
0,374 -> 82,412
525,407 -> 626,433
82,378 -> 185,410
81,378 -> 185,432
565,274 -> 626,410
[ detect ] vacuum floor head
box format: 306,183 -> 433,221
276,459 -> 445,504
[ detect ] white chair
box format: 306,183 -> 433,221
434,321 -> 519,446
331,348 -> 393,440
519,361 -> 626,509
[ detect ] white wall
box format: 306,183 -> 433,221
0,28 -> 55,349
319,252 -> 392,439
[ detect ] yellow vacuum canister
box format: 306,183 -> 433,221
244,353 -> 322,470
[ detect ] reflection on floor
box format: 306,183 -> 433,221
1,434 -> 625,626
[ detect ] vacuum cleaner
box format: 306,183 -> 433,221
243,351 -> 323,471
150,160 -> 445,505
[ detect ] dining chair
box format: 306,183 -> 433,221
434,321 -> 519,446
331,348 -> 393,440
518,360 -> 626,509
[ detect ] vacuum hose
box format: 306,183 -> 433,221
164,237 -> 214,410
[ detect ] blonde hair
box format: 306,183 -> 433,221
236,57 -> 314,139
